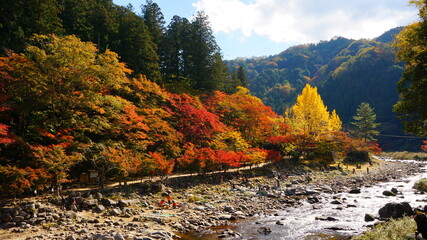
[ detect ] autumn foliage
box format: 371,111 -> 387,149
0,35 -> 381,196
421,141 -> 427,152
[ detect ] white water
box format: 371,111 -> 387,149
234,160 -> 427,240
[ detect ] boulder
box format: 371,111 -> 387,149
94,192 -> 103,199
114,233 -> 125,240
285,189 -> 296,196
364,213 -> 376,222
378,202 -> 414,219
1,213 -> 12,223
12,216 -> 24,223
257,226 -> 272,235
150,182 -> 165,193
95,205 -> 106,213
110,208 -> 122,216
315,216 -> 339,221
349,189 -> 361,194
82,199 -> 98,209
276,220 -> 285,225
382,191 -> 396,196
118,199 -> 140,207
2,222 -> 16,228
224,206 -> 235,213
101,198 -> 117,207
218,215 -> 234,220
331,200 -> 343,205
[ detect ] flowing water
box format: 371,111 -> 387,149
180,159 -> 427,240
232,159 -> 427,240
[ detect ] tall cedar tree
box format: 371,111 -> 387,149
187,12 -> 222,91
162,16 -> 192,83
351,102 -> 381,141
141,0 -> 166,52
393,0 -> 427,136
113,5 -> 161,81
0,0 -> 63,53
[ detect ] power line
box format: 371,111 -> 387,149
378,134 -> 426,139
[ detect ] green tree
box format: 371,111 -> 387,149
114,5 -> 161,81
236,66 -> 249,88
162,16 -> 191,81
187,11 -> 222,91
393,0 -> 427,136
141,0 -> 165,50
351,102 -> 380,141
0,0 -> 63,53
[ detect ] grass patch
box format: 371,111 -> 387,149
380,152 -> 427,160
414,178 -> 427,192
352,216 -> 416,240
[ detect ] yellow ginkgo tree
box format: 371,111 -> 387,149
285,84 -> 342,139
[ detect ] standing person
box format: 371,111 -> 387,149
71,199 -> 77,212
166,194 -> 172,204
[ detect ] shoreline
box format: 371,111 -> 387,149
0,158 -> 424,240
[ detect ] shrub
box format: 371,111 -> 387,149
352,216 -> 416,240
414,178 -> 427,192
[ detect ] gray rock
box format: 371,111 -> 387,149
1,213 -> 12,222
331,200 -> 343,205
257,226 -> 271,235
364,213 -> 376,222
224,206 -> 235,213
114,233 -> 125,240
65,211 -> 77,219
95,205 -> 106,213
110,208 -> 122,216
77,228 -> 89,234
3,222 -> 16,228
95,192 -> 103,199
150,182 -> 165,193
285,189 -> 296,196
391,188 -> 399,194
383,191 -> 396,196
118,199 -> 140,207
65,235 -> 76,240
218,215 -> 233,220
193,206 -> 205,211
276,220 -> 285,225
101,198 -> 118,207
315,216 -> 339,221
378,202 -> 414,219
82,199 -> 98,209
13,216 -> 24,223
349,189 -> 361,194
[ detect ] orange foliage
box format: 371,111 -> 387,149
177,144 -> 244,172
205,88 -> 279,144
149,152 -> 174,176
422,141 -> 427,152
168,93 -> 225,146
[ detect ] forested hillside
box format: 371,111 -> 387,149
226,28 -> 422,150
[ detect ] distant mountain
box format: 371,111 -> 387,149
226,27 -> 422,151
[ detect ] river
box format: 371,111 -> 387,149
181,159 -> 427,240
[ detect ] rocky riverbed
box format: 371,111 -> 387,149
0,159 -> 424,240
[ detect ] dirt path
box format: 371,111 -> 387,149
71,162 -> 269,192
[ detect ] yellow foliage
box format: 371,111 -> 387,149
209,131 -> 250,151
285,84 -> 342,139
329,110 -> 342,131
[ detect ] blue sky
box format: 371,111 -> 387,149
113,0 -> 419,60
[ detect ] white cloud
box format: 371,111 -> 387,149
193,0 -> 418,44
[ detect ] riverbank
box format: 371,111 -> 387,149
0,158 -> 424,240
